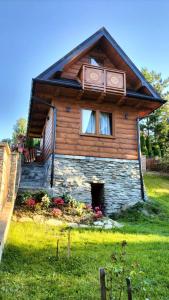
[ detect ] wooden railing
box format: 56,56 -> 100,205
79,64 -> 126,96
23,147 -> 43,163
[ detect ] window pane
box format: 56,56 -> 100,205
82,109 -> 96,134
90,57 -> 100,67
100,112 -> 112,135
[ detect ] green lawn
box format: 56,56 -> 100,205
0,173 -> 169,299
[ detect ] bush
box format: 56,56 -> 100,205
141,134 -> 148,156
153,144 -> 161,157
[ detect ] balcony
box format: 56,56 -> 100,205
79,64 -> 126,96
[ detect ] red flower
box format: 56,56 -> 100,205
94,210 -> 103,219
52,208 -> 62,217
53,197 -> 64,206
94,206 -> 100,212
25,198 -> 36,207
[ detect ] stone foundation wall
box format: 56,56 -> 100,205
46,154 -> 142,215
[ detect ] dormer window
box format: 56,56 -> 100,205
90,57 -> 103,67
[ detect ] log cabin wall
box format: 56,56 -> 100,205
41,108 -> 53,160
52,96 -> 138,160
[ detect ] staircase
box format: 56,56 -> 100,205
19,163 -> 47,190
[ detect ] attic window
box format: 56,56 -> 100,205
90,57 -> 103,67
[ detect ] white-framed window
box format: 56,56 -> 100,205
81,109 -> 96,134
100,112 -> 112,135
81,109 -> 114,137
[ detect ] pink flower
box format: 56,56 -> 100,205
25,198 -> 36,207
94,210 -> 103,219
53,197 -> 64,206
52,208 -> 62,217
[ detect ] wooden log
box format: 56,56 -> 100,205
126,277 -> 132,300
99,268 -> 107,300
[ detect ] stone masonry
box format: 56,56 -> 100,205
45,154 -> 142,215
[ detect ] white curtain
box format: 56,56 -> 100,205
100,112 -> 111,135
82,110 -> 96,134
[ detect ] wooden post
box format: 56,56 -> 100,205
126,277 -> 132,300
99,268 -> 107,300
56,239 -> 59,260
67,228 -> 71,258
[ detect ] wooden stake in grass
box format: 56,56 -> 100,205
56,238 -> 59,260
67,227 -> 71,258
126,277 -> 132,300
99,268 -> 107,300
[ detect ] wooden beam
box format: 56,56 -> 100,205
117,96 -> 125,106
28,133 -> 42,138
30,113 -> 47,119
135,102 -> 143,109
135,81 -> 142,91
55,87 -> 60,97
97,92 -> 106,103
76,90 -> 84,100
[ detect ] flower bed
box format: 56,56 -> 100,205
15,191 -> 103,224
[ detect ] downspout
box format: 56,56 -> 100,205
50,107 -> 57,188
136,117 -> 146,201
31,96 -> 57,188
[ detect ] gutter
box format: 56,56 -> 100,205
33,78 -> 167,104
136,117 -> 146,201
33,78 -> 82,90
126,91 -> 166,104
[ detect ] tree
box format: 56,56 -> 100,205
140,68 -> 169,157
12,118 -> 27,143
0,138 -> 12,145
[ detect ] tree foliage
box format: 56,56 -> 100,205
140,68 -> 169,157
12,118 -> 27,143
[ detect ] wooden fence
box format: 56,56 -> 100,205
0,143 -> 21,211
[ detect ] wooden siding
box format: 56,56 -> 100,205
61,47 -> 116,79
61,47 -> 133,89
41,108 -> 53,160
53,97 -> 139,160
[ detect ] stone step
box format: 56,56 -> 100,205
19,162 -> 46,190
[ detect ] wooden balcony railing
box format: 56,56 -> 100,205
79,64 -> 126,96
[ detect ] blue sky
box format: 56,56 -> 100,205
0,0 -> 169,139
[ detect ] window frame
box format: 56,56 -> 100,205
80,109 -> 115,138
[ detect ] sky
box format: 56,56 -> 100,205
0,0 -> 169,140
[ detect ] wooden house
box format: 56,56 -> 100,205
25,27 -> 165,214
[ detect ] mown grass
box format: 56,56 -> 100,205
0,173 -> 169,299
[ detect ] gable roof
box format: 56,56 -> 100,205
36,27 -> 161,99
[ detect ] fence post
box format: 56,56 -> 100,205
126,277 -> 132,300
99,268 -> 107,300
67,228 -> 71,258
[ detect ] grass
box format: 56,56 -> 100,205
0,173 -> 169,299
